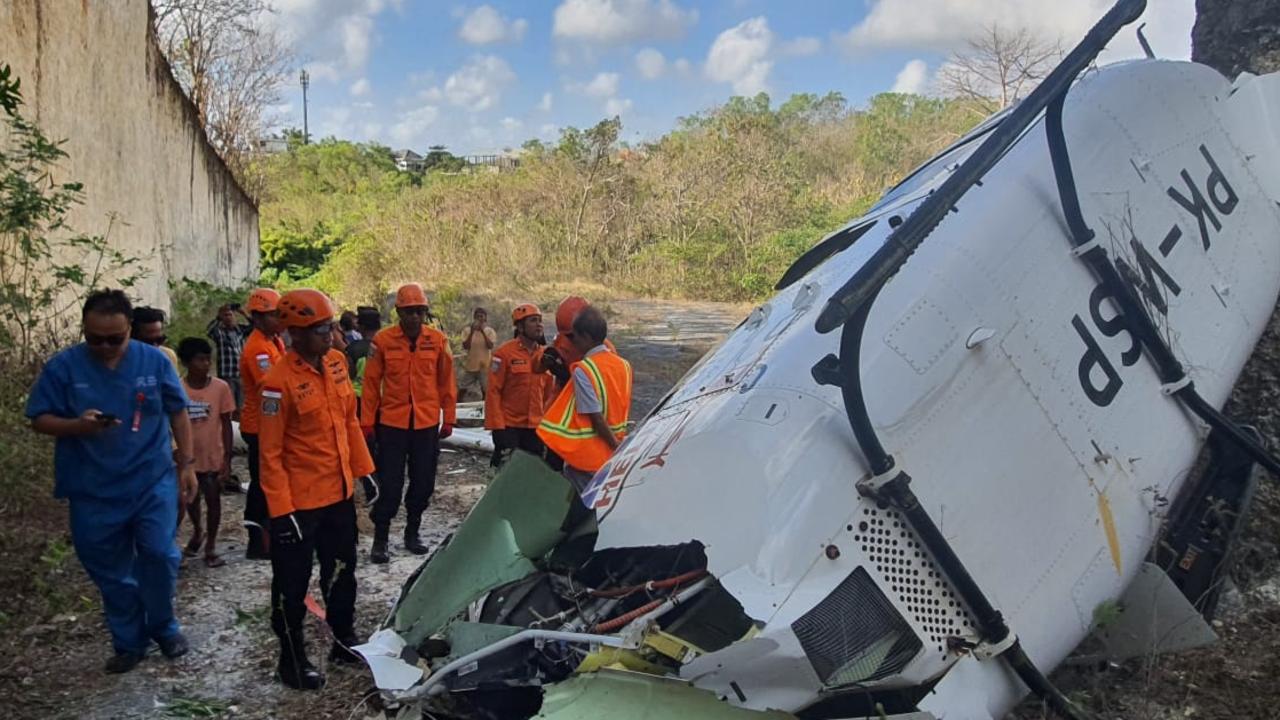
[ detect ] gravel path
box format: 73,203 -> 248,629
15,299 -> 745,720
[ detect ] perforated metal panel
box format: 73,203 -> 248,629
791,567 -> 922,687
853,507 -> 977,654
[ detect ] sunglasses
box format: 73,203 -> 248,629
400,307 -> 429,317
306,321 -> 335,336
86,333 -> 128,347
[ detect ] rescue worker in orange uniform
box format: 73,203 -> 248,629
258,289 -> 374,691
540,297 -> 605,380
538,306 -> 632,494
238,288 -> 285,559
361,283 -> 457,564
486,304 -> 555,467
537,296 -> 618,471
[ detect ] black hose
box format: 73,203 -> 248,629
814,0 -> 1147,334
838,299 -> 893,475
834,306 -> 1094,719
876,475 -> 1091,720
1044,90 -> 1280,478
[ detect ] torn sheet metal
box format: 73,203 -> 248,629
392,451 -> 570,645
352,629 -> 424,691
442,427 -> 494,453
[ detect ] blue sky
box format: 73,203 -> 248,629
268,0 -> 1195,155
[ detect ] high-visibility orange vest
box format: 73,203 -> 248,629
538,349 -> 632,473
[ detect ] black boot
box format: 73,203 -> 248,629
328,634 -> 363,666
370,524 -> 390,564
404,515 -> 428,555
278,639 -> 324,691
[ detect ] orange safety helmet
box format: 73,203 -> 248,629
555,296 -> 589,333
512,304 -> 541,325
245,288 -> 280,314
277,288 -> 335,328
395,282 -> 430,309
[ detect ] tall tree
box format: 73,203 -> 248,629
936,25 -> 1063,116
152,0 -> 293,195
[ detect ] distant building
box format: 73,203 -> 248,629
462,152 -> 521,174
393,148 -> 425,172
254,135 -> 289,154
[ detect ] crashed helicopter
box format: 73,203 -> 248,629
354,1 -> 1280,717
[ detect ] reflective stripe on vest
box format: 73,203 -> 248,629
537,351 -> 632,471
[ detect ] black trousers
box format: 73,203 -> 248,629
270,498 -> 357,646
371,425 -> 439,527
491,427 -> 546,467
242,433 -> 269,531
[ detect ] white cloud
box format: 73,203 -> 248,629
672,57 -> 692,76
838,0 -> 1192,61
538,92 -> 554,112
705,17 -> 774,96
305,62 -> 341,82
501,116 -> 523,132
270,0 -> 395,77
442,55 -> 517,111
553,0 -> 698,44
635,48 -> 667,79
539,123 -> 559,138
390,104 -> 440,146
458,5 -> 529,45
569,72 -> 621,98
605,97 -> 633,116
349,77 -> 371,97
891,59 -> 929,93
779,36 -> 821,56
341,15 -> 374,69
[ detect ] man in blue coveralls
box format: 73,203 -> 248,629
26,289 -> 199,674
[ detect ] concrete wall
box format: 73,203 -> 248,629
0,0 -> 259,311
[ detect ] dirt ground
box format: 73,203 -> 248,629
0,299 -> 746,720
5,296 -> 1280,719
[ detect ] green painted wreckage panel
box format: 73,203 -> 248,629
534,671 -> 797,720
392,451 -> 575,646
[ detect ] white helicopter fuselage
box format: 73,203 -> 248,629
581,59 -> 1280,718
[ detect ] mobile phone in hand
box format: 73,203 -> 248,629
96,412 -> 119,424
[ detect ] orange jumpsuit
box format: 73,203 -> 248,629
238,328 -> 285,545
256,348 -> 372,646
257,349 -> 374,518
486,338 -> 555,466
360,324 -> 457,528
486,339 -> 555,430
360,325 -> 457,430
239,329 -> 286,435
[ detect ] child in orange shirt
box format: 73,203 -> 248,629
177,338 -> 235,567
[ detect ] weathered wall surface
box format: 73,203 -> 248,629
0,0 -> 258,311
1193,0 -> 1280,78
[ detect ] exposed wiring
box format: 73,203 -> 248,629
589,568 -> 709,598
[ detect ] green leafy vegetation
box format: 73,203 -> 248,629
254,91 -> 984,305
0,64 -> 115,634
167,277 -> 253,347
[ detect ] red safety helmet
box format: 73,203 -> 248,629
395,283 -> 429,309
512,304 -> 541,325
245,288 -> 280,314
555,296 -> 588,333
277,289 -> 335,328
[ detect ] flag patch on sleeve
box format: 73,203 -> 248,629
262,387 -> 283,416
